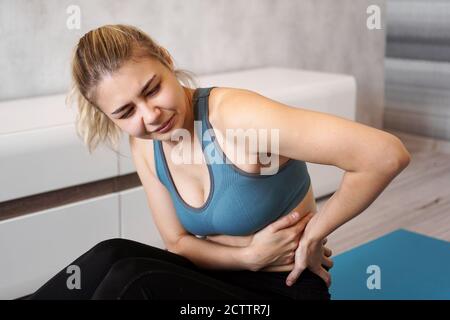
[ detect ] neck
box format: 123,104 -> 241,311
165,86 -> 197,149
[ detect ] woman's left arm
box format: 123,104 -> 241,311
286,154 -> 410,286
303,158 -> 410,244
218,88 -> 411,241
216,88 -> 412,285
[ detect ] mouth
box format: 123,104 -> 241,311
152,115 -> 175,133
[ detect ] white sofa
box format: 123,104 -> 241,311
0,67 -> 356,299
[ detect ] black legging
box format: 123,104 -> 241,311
26,238 -> 330,300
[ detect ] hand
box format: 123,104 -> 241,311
285,214 -> 334,287
205,212 -> 311,248
245,211 -> 314,272
260,238 -> 332,273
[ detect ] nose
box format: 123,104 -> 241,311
137,101 -> 161,128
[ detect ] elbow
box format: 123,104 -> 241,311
378,136 -> 411,173
391,135 -> 412,171
165,239 -> 181,255
397,150 -> 411,169
167,235 -> 188,255
166,244 -> 179,255
386,152 -> 410,175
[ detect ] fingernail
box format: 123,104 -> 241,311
291,212 -> 298,219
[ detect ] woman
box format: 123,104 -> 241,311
28,24 -> 410,300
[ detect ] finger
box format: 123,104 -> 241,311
291,230 -> 304,245
324,246 -> 332,257
286,265 -> 306,286
277,251 -> 296,265
269,211 -> 301,232
288,212 -> 313,236
316,267 -> 331,288
293,213 -> 314,234
286,251 -> 296,263
260,263 -> 295,272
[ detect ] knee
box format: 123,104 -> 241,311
88,238 -> 136,255
91,257 -> 175,300
106,257 -> 174,279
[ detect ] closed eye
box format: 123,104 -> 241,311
119,83 -> 161,119
119,106 -> 135,119
146,83 -> 161,97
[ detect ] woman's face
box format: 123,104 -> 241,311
94,56 -> 195,140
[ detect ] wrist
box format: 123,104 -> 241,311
303,212 -> 326,244
239,245 -> 258,271
302,234 -> 322,249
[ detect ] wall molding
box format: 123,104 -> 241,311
0,173 -> 141,222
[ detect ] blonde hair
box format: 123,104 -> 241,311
67,24 -> 198,154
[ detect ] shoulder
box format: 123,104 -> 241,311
210,86 -> 249,111
128,135 -> 156,175
210,86 -> 292,132
208,86 -> 260,130
212,86 -> 287,118
211,86 -> 309,158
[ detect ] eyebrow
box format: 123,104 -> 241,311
111,74 -> 157,115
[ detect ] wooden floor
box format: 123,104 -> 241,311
319,129 -> 450,255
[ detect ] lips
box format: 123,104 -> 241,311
153,115 -> 174,133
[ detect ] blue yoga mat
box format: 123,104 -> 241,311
329,229 -> 450,300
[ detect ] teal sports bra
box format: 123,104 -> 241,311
154,87 -> 311,236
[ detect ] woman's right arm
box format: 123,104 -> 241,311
204,234 -> 253,247
174,211 -> 313,271
170,235 -> 253,270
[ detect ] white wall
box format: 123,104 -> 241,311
0,0 -> 385,128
